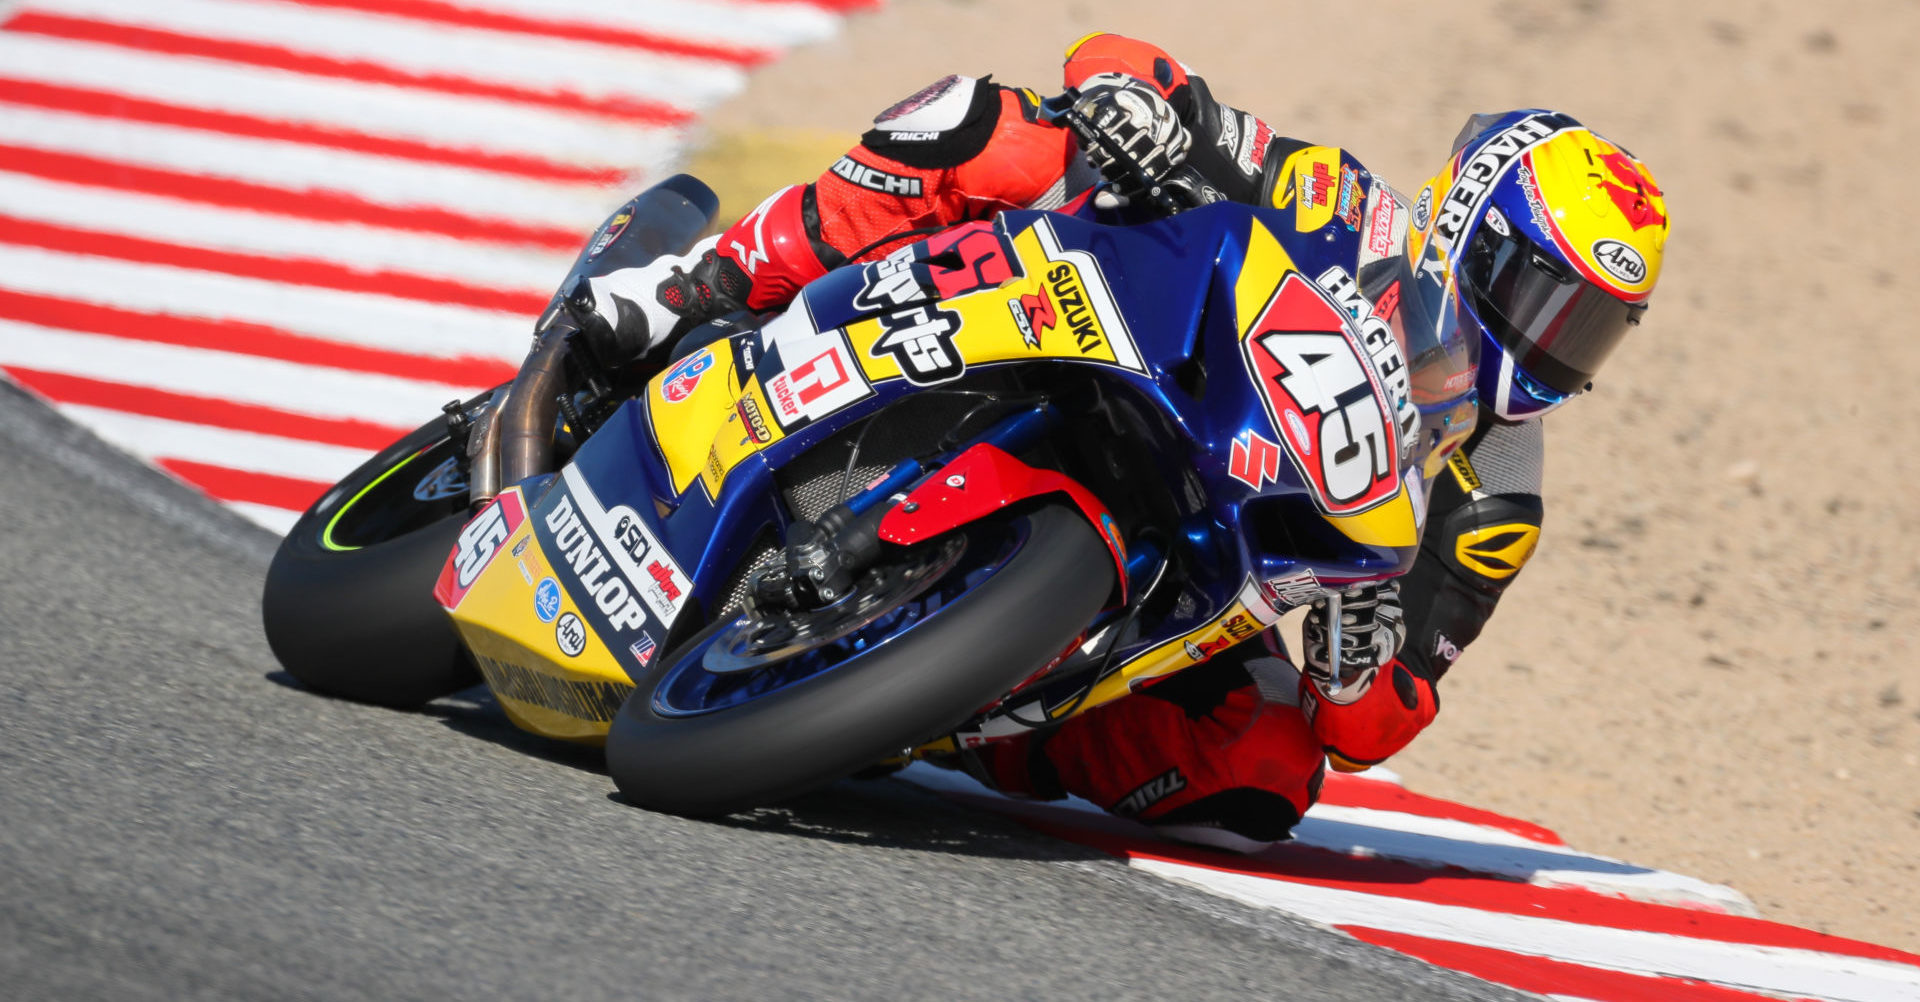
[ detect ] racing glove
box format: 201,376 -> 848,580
1070,72 -> 1191,197
1300,581 -> 1406,696
1299,657 -> 1439,773
1296,581 -> 1433,771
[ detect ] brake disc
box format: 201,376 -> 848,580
700,535 -> 966,675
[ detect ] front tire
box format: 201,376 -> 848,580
605,504 -> 1114,817
262,411 -> 480,708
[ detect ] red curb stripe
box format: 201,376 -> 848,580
244,0 -> 772,66
942,792 -> 1920,967
0,287 -> 517,387
1344,926 -> 1804,1002
3,367 -> 408,451
0,142 -> 582,251
1318,775 -> 1565,846
4,11 -> 694,126
0,214 -> 549,316
0,76 -> 623,185
157,456 -> 329,510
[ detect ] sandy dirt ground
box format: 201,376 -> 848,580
687,0 -> 1920,950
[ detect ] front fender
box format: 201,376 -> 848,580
876,443 -> 1127,605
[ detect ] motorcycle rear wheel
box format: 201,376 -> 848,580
261,410 -> 480,708
605,504 -> 1112,817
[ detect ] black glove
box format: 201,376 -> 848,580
1070,72 -> 1191,197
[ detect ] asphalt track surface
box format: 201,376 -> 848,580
0,383 -> 1531,1001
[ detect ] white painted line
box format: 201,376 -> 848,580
0,34 -> 679,166
903,763 -> 1757,914
225,499 -> 300,533
58,403 -> 373,484
1309,803 -> 1563,852
0,246 -> 534,361
0,106 -> 627,229
0,172 -> 572,290
1132,858 -> 1920,1002
1296,805 -> 1756,914
0,321 -> 485,424
26,0 -> 749,110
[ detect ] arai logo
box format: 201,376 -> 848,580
554,612 -> 587,657
1591,239 -> 1647,285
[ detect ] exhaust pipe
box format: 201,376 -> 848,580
466,326 -> 569,507
496,328 -> 570,492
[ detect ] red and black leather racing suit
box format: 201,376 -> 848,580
687,32 -> 1548,847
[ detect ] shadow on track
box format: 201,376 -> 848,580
268,668 -> 1112,864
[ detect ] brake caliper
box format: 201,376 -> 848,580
749,502 -> 889,612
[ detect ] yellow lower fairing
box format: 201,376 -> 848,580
443,516 -> 633,743
647,344 -> 743,497
1073,601 -> 1270,710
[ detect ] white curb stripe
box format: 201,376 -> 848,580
1131,857 -> 1920,1002
0,247 -> 533,361
59,404 -> 373,484
0,322 -> 480,424
225,499 -> 301,533
371,0 -> 850,48
1296,805 -> 1755,913
0,34 -> 676,163
0,172 -> 572,289
22,0 -> 748,110
0,107 -> 623,228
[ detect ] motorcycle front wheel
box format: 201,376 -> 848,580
261,404 -> 484,708
605,504 -> 1113,817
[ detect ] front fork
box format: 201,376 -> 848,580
748,404 -> 1129,614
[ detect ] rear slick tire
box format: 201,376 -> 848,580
605,504 -> 1114,817
261,415 -> 479,708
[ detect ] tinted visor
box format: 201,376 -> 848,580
1459,222 -> 1643,396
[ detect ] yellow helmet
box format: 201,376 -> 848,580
1405,111 -> 1669,419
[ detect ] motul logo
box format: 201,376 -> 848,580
1113,768 -> 1187,817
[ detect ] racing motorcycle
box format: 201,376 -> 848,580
262,124 -> 1478,818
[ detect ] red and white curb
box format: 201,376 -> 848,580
904,764 -> 1920,1002
0,0 -> 864,533
4,4 -> 1917,999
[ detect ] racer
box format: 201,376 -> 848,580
563,32 -> 1670,849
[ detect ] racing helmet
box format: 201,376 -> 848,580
1406,110 -> 1669,420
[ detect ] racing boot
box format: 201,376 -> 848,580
564,183 -> 833,372
562,235 -> 751,370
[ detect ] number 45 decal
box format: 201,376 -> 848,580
1242,275 -> 1400,514
434,490 -> 528,610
